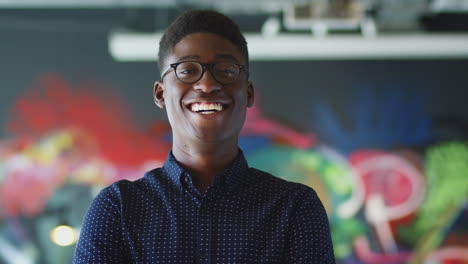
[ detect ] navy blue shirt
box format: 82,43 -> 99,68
74,151 -> 335,263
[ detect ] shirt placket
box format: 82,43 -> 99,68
182,173 -> 214,264
197,187 -> 215,264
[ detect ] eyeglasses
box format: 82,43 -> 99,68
161,61 -> 247,85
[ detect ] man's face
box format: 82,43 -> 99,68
154,32 -> 254,145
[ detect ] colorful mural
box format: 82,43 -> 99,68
0,74 -> 466,264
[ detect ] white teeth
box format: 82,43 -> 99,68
190,103 -> 223,113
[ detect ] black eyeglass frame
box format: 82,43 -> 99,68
160,61 -> 248,84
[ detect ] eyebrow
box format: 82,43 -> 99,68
214,54 -> 240,63
177,55 -> 199,61
176,54 -> 240,63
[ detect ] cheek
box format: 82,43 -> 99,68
166,103 -> 190,134
164,83 -> 185,109
163,90 -> 184,122
234,89 -> 250,109
232,93 -> 249,124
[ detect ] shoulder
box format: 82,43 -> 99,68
94,168 -> 164,203
247,167 -> 319,201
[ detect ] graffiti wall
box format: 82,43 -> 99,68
0,74 -> 466,264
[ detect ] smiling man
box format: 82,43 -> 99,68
74,10 -> 334,264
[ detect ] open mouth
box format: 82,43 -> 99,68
188,102 -> 227,115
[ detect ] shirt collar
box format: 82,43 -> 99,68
161,149 -> 250,191
161,151 -> 185,189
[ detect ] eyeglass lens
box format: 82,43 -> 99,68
175,62 -> 240,84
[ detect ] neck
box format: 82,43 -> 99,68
172,138 -> 239,192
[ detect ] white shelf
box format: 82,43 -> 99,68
0,0 -> 174,8
108,32 -> 468,61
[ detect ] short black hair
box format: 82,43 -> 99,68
158,10 -> 249,71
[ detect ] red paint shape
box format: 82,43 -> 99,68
0,161 -> 64,217
354,236 -> 411,264
6,74 -> 170,166
349,150 -> 417,208
242,101 -> 316,149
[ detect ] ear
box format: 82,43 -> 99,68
246,81 -> 255,107
153,81 -> 165,109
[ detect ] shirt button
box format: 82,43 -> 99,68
184,175 -> 191,183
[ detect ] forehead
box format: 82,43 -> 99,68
167,32 -> 246,65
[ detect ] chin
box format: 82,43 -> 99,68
193,128 -> 239,144
194,132 -> 228,143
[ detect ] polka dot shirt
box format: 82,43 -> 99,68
73,150 -> 335,263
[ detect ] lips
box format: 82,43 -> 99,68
187,102 -> 227,114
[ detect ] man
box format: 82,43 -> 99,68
74,10 -> 334,263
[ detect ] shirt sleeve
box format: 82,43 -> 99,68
73,186 -> 130,264
284,187 -> 335,263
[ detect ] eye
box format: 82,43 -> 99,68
177,62 -> 201,76
215,63 -> 239,78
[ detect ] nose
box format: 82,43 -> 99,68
193,69 -> 222,93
